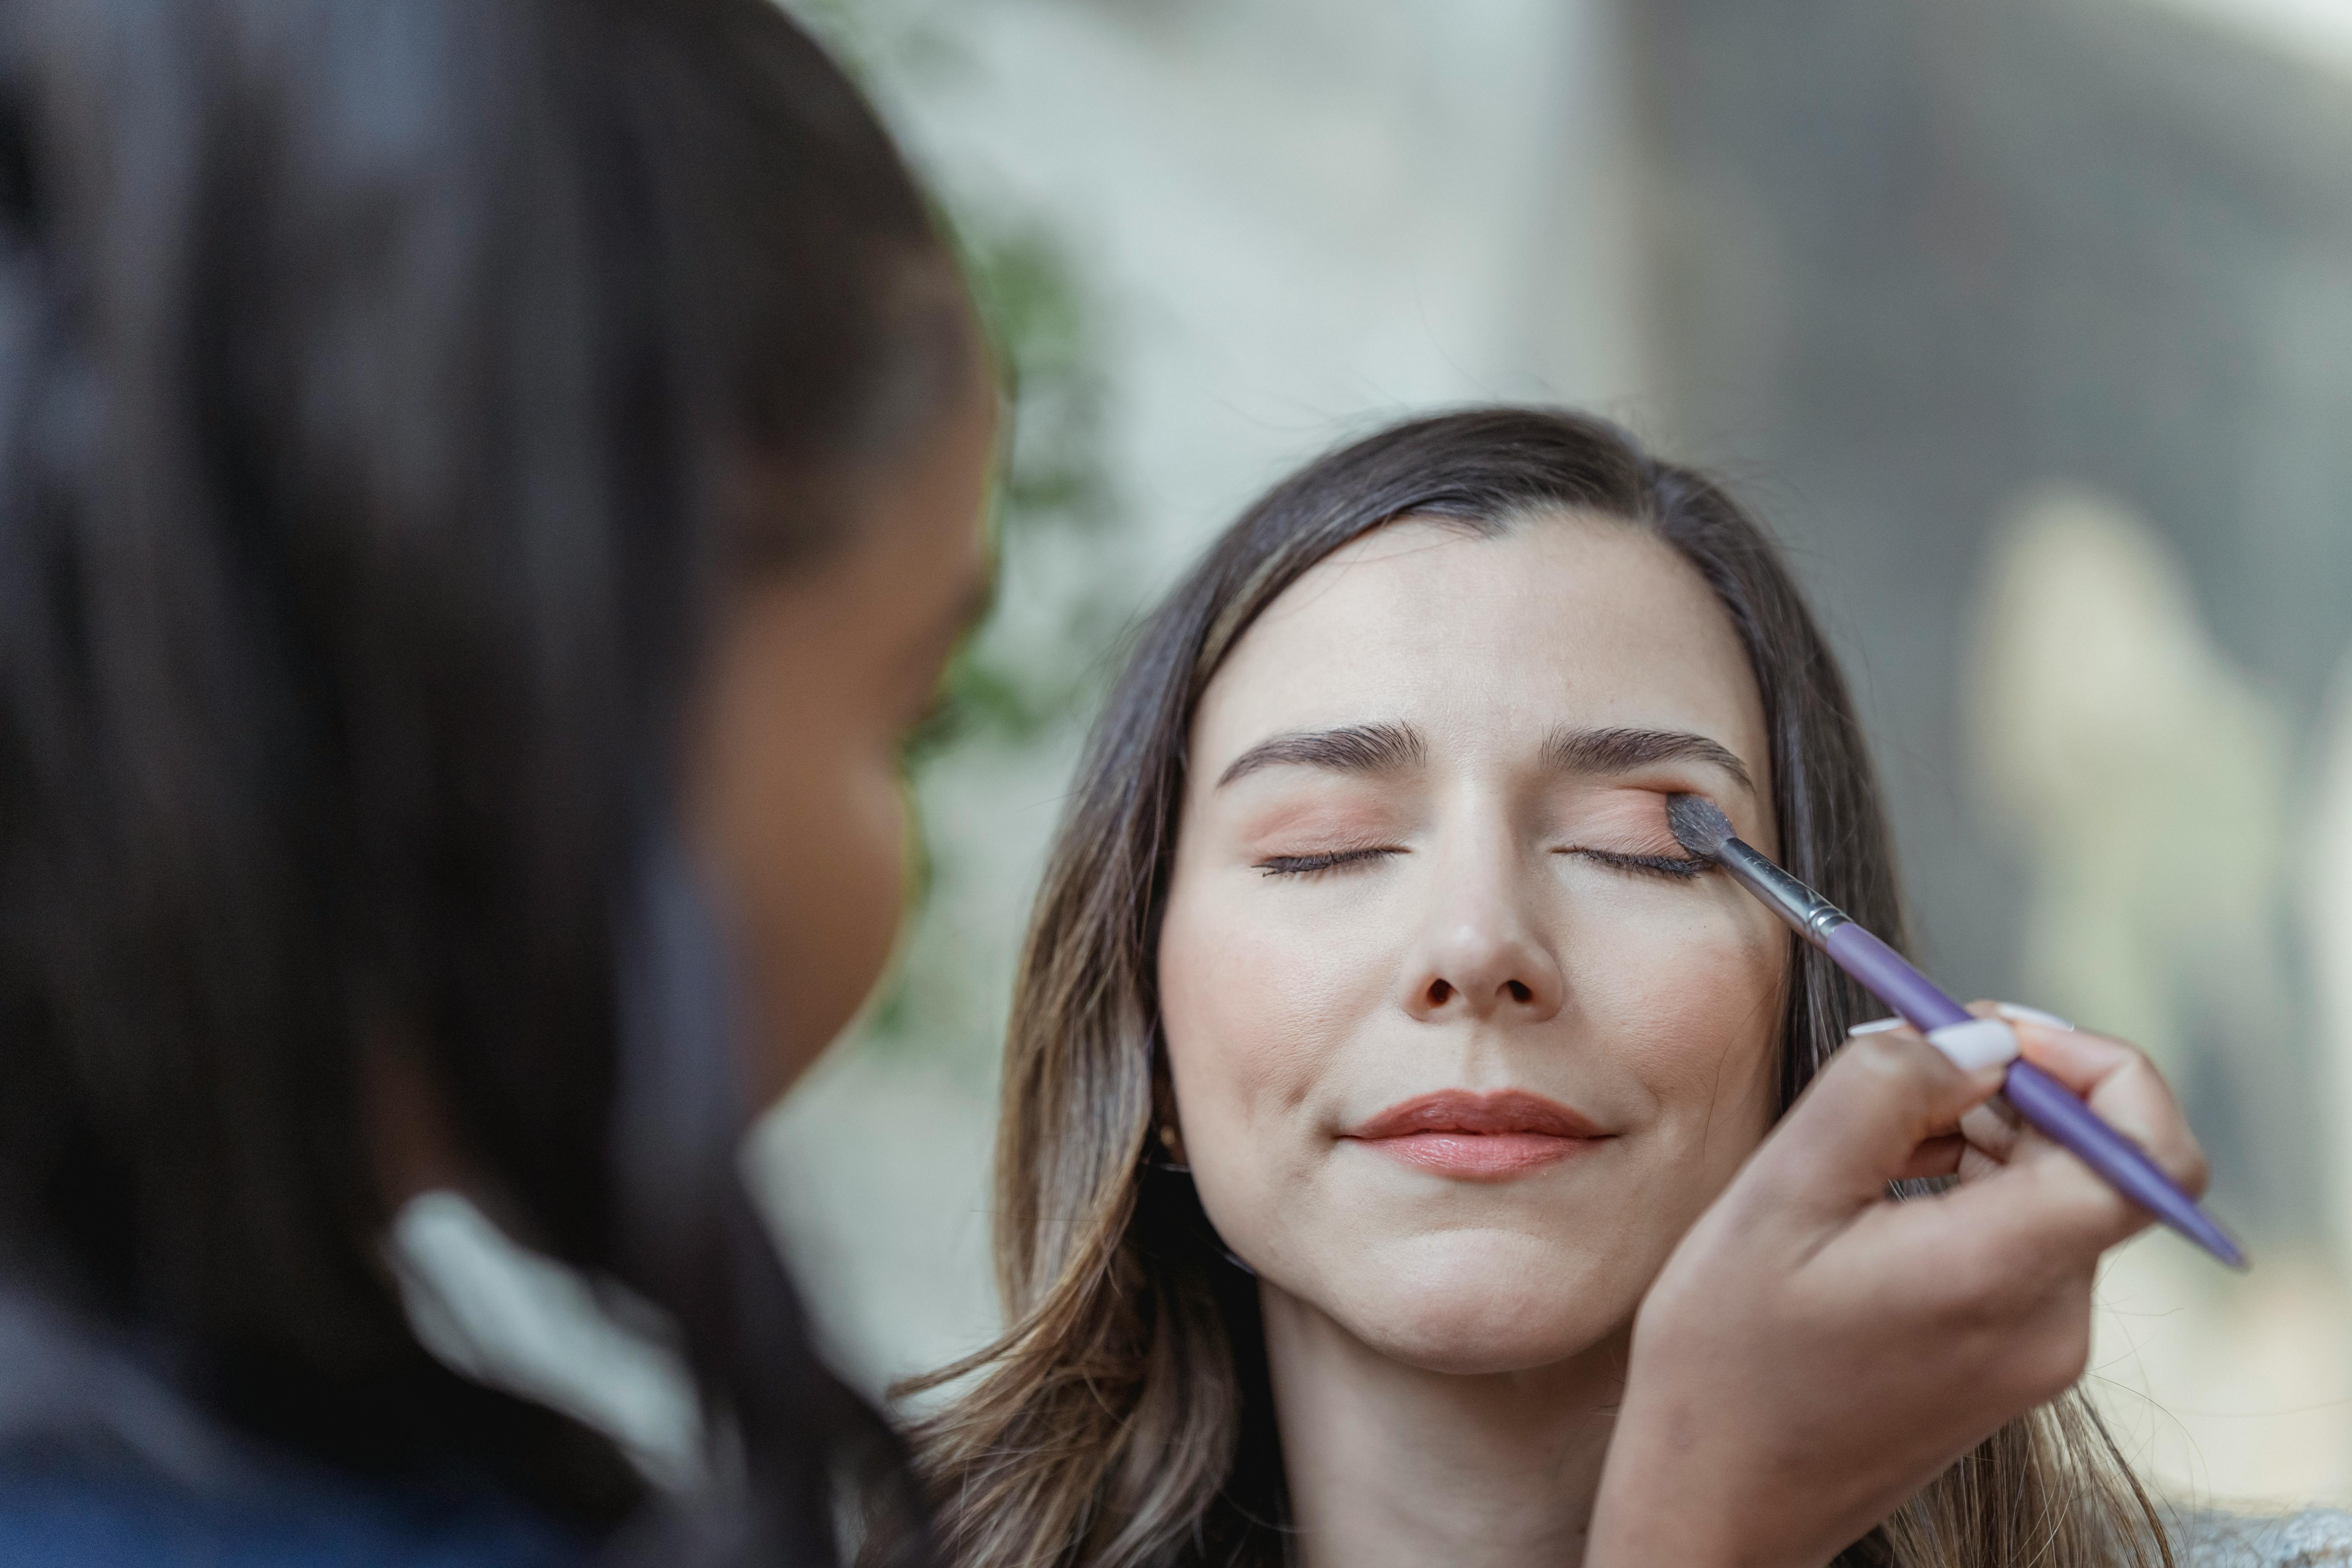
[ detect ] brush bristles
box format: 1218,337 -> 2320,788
1665,793 -> 1734,858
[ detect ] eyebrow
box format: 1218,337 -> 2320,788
1213,719 -> 1757,796
1541,725 -> 1755,796
1216,722 -> 1427,788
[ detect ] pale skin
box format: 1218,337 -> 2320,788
1157,512 -> 2209,1568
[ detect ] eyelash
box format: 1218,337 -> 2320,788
1256,847 -> 1711,881
1565,848 -> 1710,880
1256,847 -> 1398,878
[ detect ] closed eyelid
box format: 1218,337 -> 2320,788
1232,797 -> 1403,846
1255,845 -> 1404,877
1562,846 -> 1710,879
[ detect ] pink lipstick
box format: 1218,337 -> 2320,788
1345,1090 -> 1610,1181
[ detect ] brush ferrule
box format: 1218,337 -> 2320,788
1717,838 -> 1851,946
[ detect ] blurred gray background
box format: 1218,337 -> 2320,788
749,0 -> 2352,1508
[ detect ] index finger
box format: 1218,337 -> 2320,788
2006,1020 -> 2211,1200
1931,1011 -> 2218,1263
1741,1029 -> 2006,1224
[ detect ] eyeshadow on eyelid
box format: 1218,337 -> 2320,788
1242,829 -> 1399,864
1553,786 -> 1682,848
1233,792 -> 1401,839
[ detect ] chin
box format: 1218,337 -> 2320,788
1324,1230 -> 1638,1375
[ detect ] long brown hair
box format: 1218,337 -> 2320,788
907,408 -> 2168,1568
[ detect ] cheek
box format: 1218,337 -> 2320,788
1572,891 -> 1786,1160
781,758 -> 907,1070
715,744 -> 910,1105
686,577 -> 927,1109
1154,871 -> 1389,1207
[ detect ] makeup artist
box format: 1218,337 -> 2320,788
0,5 -> 2287,1568
0,1 -> 989,1561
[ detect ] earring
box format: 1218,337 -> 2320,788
1143,1124 -> 1251,1274
1148,1122 -> 1191,1174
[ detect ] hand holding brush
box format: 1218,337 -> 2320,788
1663,791 -> 2243,1267
1588,999 -> 2209,1567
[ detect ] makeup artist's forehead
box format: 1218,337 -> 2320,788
1191,512 -> 1767,783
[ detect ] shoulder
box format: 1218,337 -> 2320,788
0,1283 -> 586,1567
0,1462 -> 588,1568
2167,1506 -> 2352,1566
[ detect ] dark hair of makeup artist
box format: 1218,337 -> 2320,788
0,0 -> 966,1561
906,408 -> 2170,1568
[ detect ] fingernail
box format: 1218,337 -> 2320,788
1847,1016 -> 1907,1036
1926,1017 -> 2020,1071
1993,1002 -> 2074,1032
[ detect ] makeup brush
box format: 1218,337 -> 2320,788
1664,793 -> 2244,1268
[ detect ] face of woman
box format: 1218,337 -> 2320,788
1156,513 -> 1787,1375
686,383 -> 996,1108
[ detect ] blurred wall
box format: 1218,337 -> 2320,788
1636,0 -> 2352,1504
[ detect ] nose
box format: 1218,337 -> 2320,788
1399,853 -> 1565,1025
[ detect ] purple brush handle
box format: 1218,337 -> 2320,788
1822,923 -> 2244,1267
2000,1060 -> 2242,1265
1822,924 -> 1972,1032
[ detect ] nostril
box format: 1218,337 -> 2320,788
1427,979 -> 1454,1006
1505,980 -> 1532,1004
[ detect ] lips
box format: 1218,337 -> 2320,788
1344,1090 -> 1611,1181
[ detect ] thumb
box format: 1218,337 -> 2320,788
1743,1029 -> 2007,1223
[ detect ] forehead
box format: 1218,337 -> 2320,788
1194,511 -> 1766,769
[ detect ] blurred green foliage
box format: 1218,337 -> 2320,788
905,216 -> 1123,767
783,0 -> 1130,1058
785,0 -> 1123,765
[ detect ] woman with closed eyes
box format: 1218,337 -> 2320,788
908,408 -> 2343,1568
